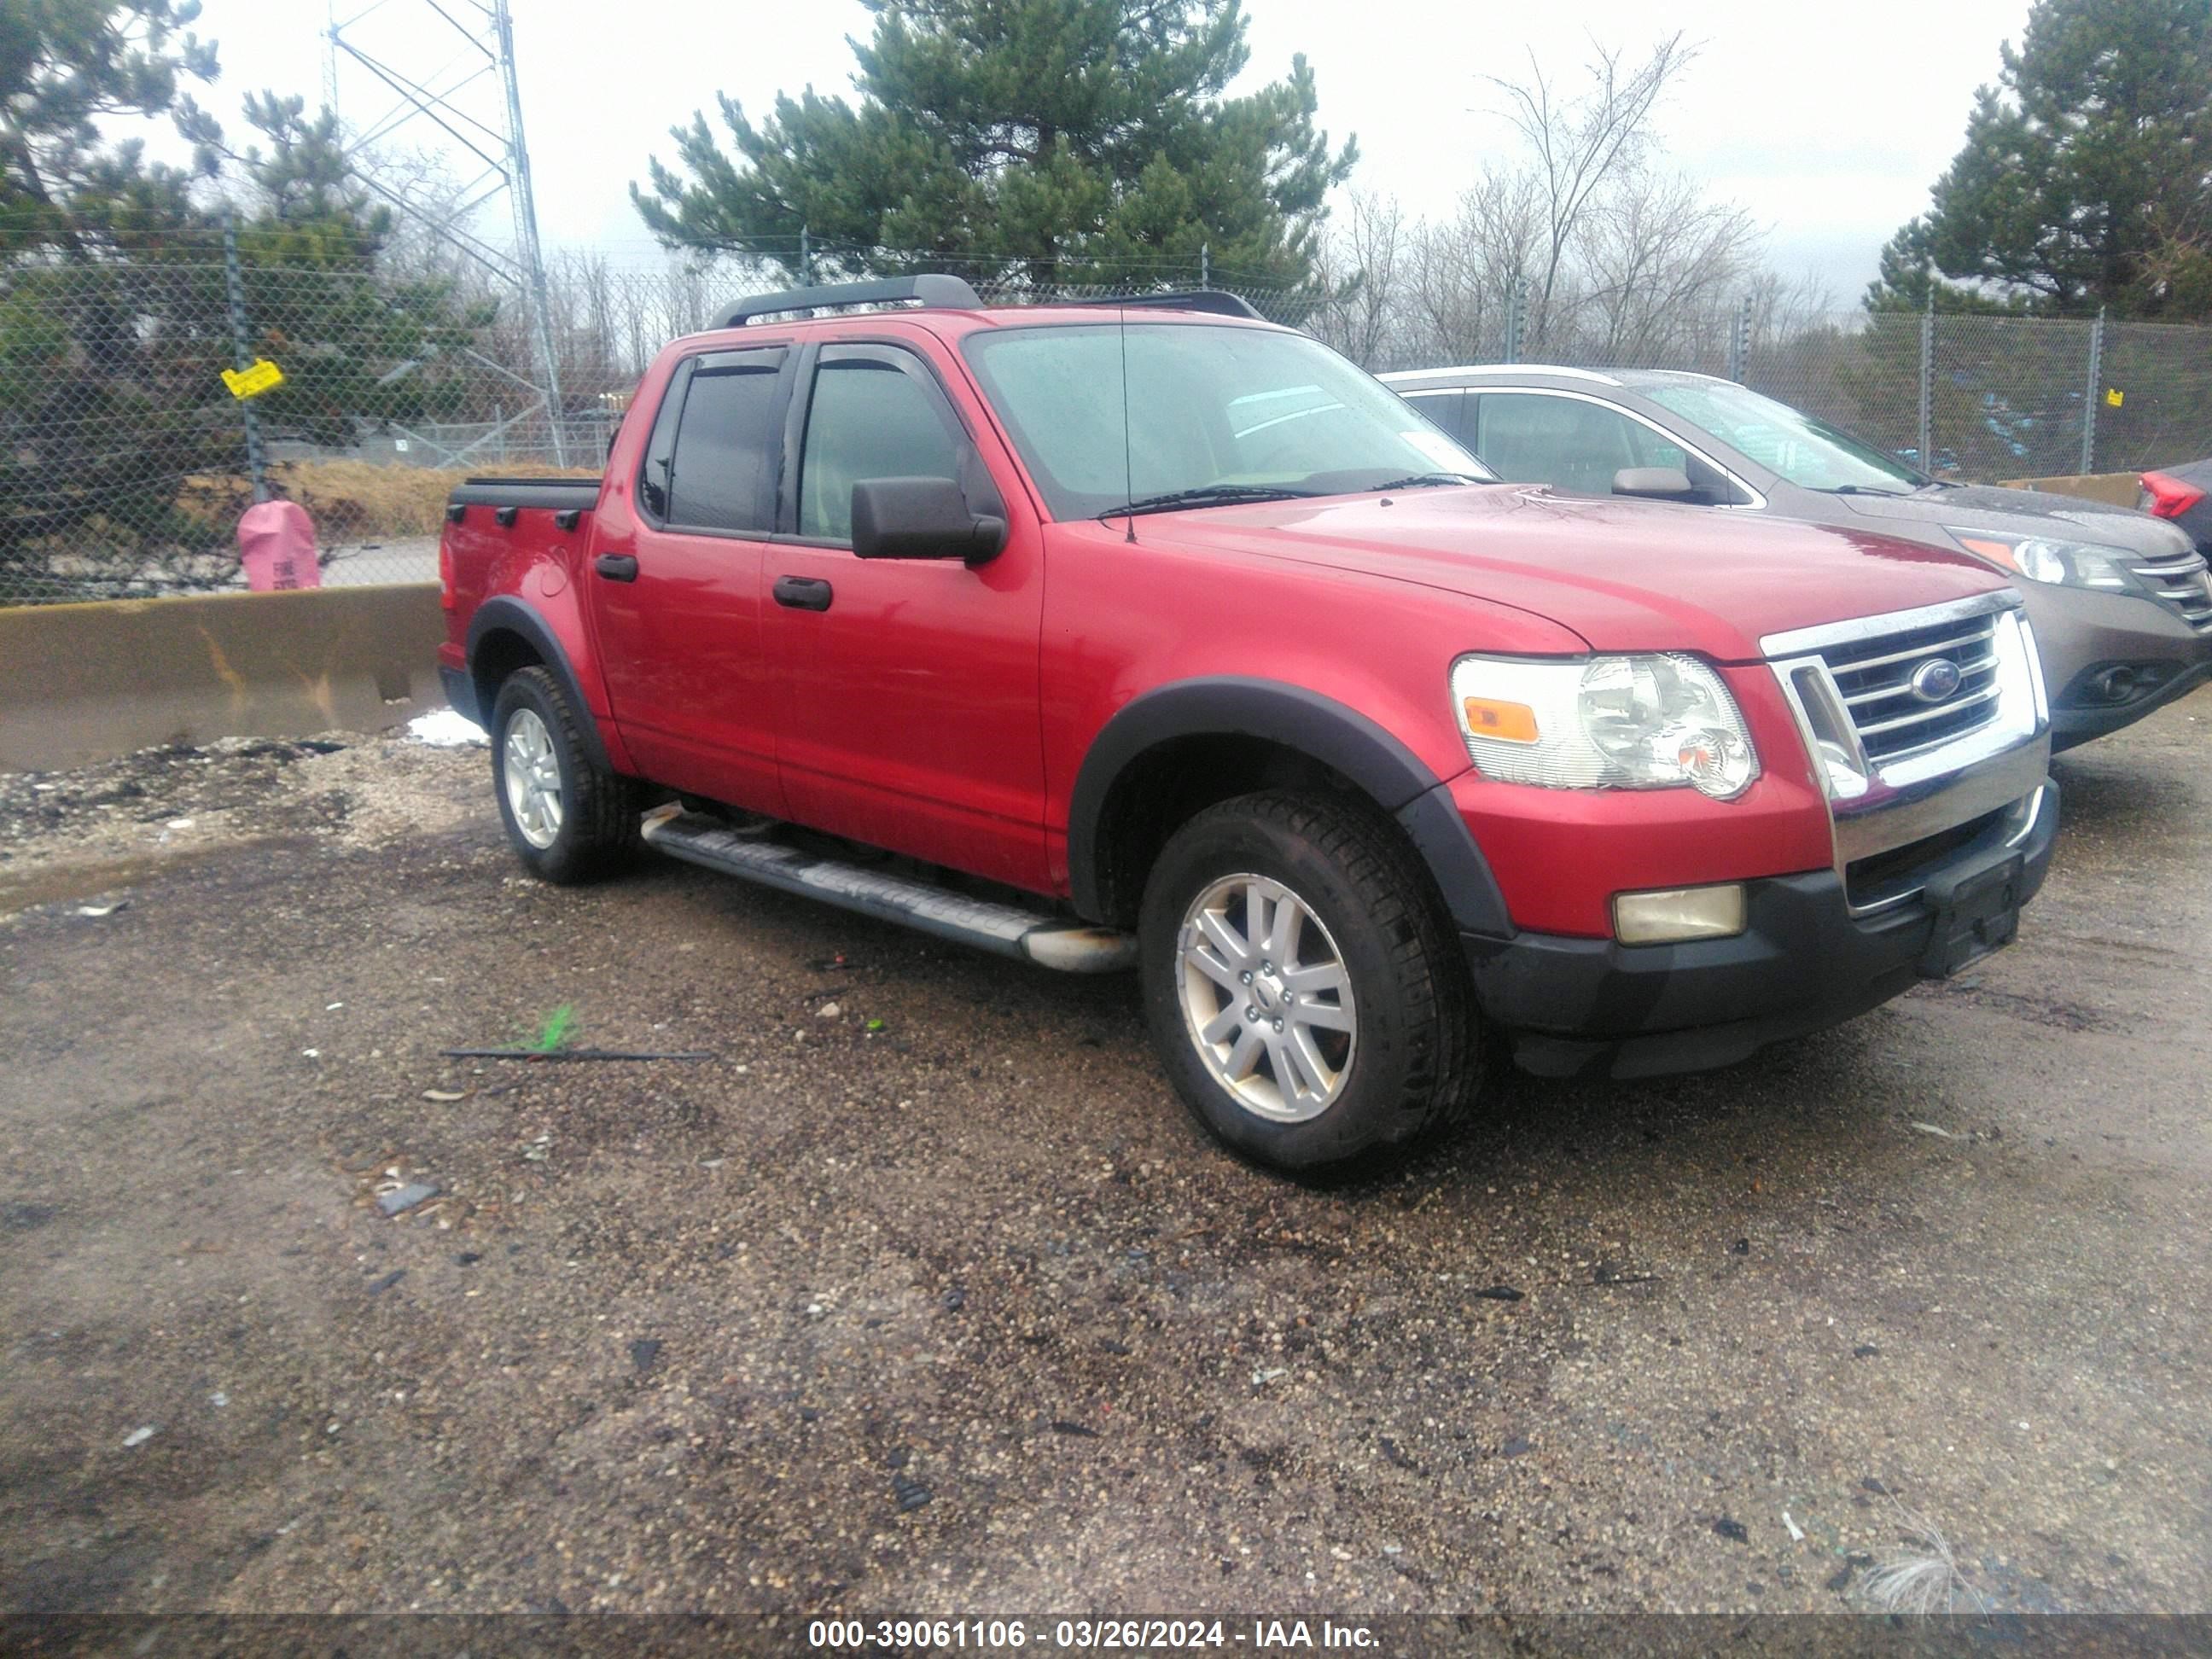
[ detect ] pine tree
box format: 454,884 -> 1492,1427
1866,0 -> 2211,317
630,0 -> 1356,293
0,10 -> 482,593
0,0 -> 223,255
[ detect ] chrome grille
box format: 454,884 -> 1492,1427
2128,551 -> 2212,632
1811,614 -> 2004,765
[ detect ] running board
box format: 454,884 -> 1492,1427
639,806 -> 1138,974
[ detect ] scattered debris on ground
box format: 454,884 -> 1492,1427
1,728 -> 485,918
2,688 -> 2209,1614
374,1181 -> 440,1218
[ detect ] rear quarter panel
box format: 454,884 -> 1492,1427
440,491 -> 632,771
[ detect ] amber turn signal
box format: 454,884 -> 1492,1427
1460,696 -> 1540,743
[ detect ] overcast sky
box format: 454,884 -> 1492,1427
180,0 -> 2037,305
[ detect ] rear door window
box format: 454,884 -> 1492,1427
1473,393 -> 1688,494
660,348 -> 785,533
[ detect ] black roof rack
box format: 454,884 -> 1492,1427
1064,289 -> 1266,320
719,273 -> 984,329
717,276 -> 1272,329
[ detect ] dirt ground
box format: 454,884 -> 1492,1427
2,689 -> 2209,1618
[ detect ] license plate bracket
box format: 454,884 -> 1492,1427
1916,847 -> 2025,978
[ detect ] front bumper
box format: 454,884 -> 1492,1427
2017,582 -> 2212,751
2049,655 -> 2211,749
1464,781 -> 2058,1080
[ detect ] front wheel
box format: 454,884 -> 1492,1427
489,666 -> 637,882
1138,791 -> 1481,1173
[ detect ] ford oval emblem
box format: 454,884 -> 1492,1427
1910,658 -> 1964,703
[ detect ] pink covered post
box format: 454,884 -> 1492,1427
236,498 -> 323,591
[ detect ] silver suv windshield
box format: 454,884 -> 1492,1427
1641,380 -> 1927,495
963,323 -> 1492,520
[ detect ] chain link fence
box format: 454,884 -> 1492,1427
1624,309 -> 2212,487
3,236 -> 2208,608
0,240 -> 1315,605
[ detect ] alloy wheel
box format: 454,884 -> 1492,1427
502,707 -> 564,849
1175,872 -> 1358,1122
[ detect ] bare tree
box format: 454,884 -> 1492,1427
1336,33 -> 1778,373
1485,33 -> 1697,350
1578,166 -> 1760,363
1405,172 -> 1546,366
1312,190 -> 1409,369
1745,267 -> 1841,347
348,142 -> 499,295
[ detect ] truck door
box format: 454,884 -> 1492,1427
763,341 -> 1048,891
588,344 -> 790,815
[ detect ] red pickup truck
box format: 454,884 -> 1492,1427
437,276 -> 2056,1172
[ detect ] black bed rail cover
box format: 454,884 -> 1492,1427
450,476 -> 603,512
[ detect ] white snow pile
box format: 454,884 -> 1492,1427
406,708 -> 487,748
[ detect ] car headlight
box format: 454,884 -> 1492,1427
1451,654 -> 1760,799
1949,530 -> 2145,593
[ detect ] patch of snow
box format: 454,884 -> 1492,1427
407,708 -> 486,748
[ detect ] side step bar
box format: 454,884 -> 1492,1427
640,806 -> 1138,975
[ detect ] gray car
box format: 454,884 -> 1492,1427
1382,365 -> 2212,750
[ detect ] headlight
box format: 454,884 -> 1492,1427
1949,530 -> 2143,593
1450,654 -> 1760,799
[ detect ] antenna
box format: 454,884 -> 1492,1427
1118,303 -> 1136,544
327,0 -> 568,463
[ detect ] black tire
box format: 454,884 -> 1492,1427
488,666 -> 638,883
1138,790 -> 1481,1174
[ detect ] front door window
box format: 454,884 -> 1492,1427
1474,393 -> 1689,495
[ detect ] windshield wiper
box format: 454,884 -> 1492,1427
1368,472 -> 1487,492
1097,483 -> 1320,520
1816,483 -> 1913,498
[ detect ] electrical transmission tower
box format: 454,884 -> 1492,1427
325,0 -> 567,463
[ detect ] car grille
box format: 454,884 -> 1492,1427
2128,551 -> 2212,632
1812,613 -> 2005,765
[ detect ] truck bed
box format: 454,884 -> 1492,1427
439,476 -> 606,660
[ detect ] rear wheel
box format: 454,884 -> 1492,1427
489,666 -> 637,882
1138,790 -> 1480,1173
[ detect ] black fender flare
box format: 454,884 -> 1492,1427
1066,676 -> 1511,939
465,597 -> 614,773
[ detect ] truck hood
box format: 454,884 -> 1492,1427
1141,486 -> 2011,661
1829,481 -> 2197,560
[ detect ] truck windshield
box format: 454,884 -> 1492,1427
962,323 -> 1491,520
1639,380 -> 1928,495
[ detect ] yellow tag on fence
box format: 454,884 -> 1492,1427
222,358 -> 286,400
2104,387 -> 2123,408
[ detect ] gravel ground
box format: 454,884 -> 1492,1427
1,689 -> 2209,1618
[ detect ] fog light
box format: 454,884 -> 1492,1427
1613,883 -> 1747,946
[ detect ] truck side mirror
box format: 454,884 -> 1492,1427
850,477 -> 1007,562
1612,467 -> 1698,502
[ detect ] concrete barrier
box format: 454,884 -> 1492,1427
1999,471 -> 2145,509
0,584 -> 446,773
